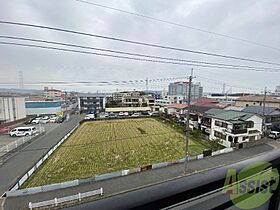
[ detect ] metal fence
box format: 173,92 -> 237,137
0,128 -> 45,159
28,188 -> 103,210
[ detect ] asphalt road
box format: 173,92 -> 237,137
0,115 -> 81,196
3,142 -> 275,210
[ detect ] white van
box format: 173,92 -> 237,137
9,127 -> 37,137
269,131 -> 280,140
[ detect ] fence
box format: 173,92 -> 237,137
0,128 -> 45,159
28,188 -> 103,210
7,124 -> 79,193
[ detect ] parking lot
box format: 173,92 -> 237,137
0,123 -> 60,149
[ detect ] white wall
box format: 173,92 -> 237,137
26,107 -> 62,115
0,97 -> 26,123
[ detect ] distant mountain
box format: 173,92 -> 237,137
0,88 -> 43,96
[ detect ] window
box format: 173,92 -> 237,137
215,120 -> 226,127
246,121 -> 254,128
214,131 -> 226,140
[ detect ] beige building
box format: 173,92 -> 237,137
235,95 -> 280,109
44,87 -> 62,100
0,96 -> 26,124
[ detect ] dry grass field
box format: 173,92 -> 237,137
23,118 -> 208,187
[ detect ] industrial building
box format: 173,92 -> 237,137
0,96 -> 26,124
25,98 -> 62,115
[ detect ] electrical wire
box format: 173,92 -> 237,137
0,35 -> 279,72
0,20 -> 279,66
75,0 -> 280,52
1,41 -> 280,73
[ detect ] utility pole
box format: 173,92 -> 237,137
145,77 -> 149,92
262,87 -> 267,137
184,68 -> 194,174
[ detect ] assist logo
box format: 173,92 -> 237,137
223,162 -> 279,209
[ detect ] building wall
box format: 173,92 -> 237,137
0,97 -> 26,123
26,101 -> 62,115
209,115 -> 262,148
168,82 -> 203,99
235,100 -> 280,109
78,96 -> 105,113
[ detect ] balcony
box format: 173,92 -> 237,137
226,128 -> 247,134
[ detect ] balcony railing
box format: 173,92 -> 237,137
226,128 -> 247,134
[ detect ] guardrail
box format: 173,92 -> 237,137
0,128 -> 45,159
28,188 -> 103,210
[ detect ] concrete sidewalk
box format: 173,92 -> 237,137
3,142 -> 275,210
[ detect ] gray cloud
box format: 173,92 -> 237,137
0,0 -> 279,93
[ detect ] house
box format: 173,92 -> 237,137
242,106 -> 280,132
235,95 -> 280,109
200,108 -> 225,135
163,104 -> 187,115
188,106 -> 214,130
209,110 -> 263,148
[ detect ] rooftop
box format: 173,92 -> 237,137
236,95 -> 280,103
242,106 -> 280,116
164,104 -> 187,109
213,110 -> 256,122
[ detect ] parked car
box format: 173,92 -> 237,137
24,118 -> 36,125
56,117 -> 64,123
124,112 -> 129,116
109,113 -> 117,119
84,114 -> 95,120
39,116 -> 49,124
31,118 -> 41,124
49,116 -> 58,123
9,126 -> 37,137
131,113 -> 141,117
118,112 -> 124,117
269,131 -> 280,140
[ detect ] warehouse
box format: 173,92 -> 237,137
0,96 -> 26,125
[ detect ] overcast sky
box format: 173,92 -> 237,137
0,0 -> 279,93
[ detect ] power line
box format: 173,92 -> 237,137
1,41 -> 280,73
1,35 -> 279,72
75,0 -> 280,52
0,20 -> 279,66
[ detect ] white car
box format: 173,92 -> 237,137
118,112 -> 124,116
39,116 -> 49,124
124,112 -> 129,116
85,114 -> 95,120
269,131 -> 280,140
31,118 -> 41,124
49,116 -> 58,123
10,127 -> 37,137
131,113 -> 140,117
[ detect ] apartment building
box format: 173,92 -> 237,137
77,93 -> 106,113
44,87 -> 62,100
168,81 -> 203,99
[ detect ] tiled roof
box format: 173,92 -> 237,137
164,104 -> 187,109
204,108 -> 226,116
242,106 -> 280,116
213,110 -> 255,121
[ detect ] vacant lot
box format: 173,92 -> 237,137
24,118 -> 208,187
